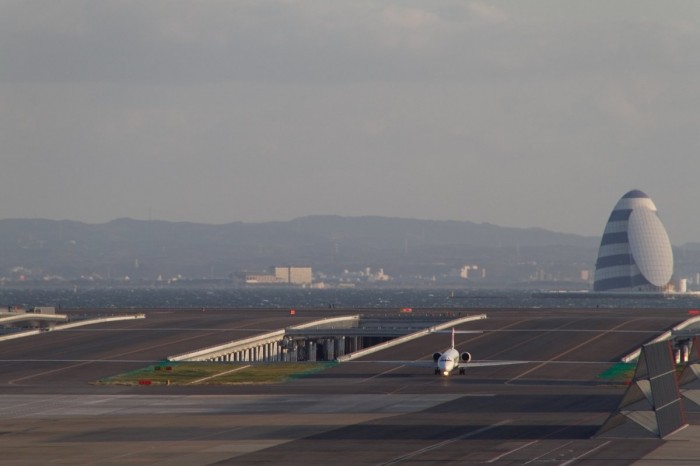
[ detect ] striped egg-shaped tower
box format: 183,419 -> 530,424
594,190 -> 674,292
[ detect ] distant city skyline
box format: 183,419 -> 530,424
1,2 -> 699,243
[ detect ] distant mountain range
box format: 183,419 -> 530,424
0,216 -> 605,286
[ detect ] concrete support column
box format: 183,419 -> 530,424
326,338 -> 335,360
336,337 -> 345,357
307,341 -> 317,362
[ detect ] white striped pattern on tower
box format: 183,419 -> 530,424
593,190 -> 673,292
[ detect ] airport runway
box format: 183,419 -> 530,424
0,306 -> 697,465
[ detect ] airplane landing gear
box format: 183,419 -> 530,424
459,368 -> 465,375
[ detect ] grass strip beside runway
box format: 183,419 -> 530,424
93,361 -> 337,386
597,362 -> 635,382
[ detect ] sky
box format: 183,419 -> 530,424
1,1 -> 700,244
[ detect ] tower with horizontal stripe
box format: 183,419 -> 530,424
594,190 -> 674,292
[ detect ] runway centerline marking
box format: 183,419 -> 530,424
377,419 -> 512,466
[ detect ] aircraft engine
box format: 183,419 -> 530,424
433,352 -> 442,362
460,352 -> 472,362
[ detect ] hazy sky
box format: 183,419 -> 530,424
1,1 -> 699,243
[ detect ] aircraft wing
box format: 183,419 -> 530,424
347,360 -> 436,368
343,360 -> 527,368
457,360 -> 527,368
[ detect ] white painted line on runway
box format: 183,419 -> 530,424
358,365 -> 404,383
377,419 -> 512,466
189,364 -> 251,384
506,319 -> 644,383
560,441 -> 611,466
481,329 -> 657,333
522,440 -> 573,465
487,440 -> 539,463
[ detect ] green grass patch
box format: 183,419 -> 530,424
93,361 -> 337,386
597,362 -> 636,382
597,361 -> 689,385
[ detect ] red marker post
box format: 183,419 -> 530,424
290,309 -> 296,316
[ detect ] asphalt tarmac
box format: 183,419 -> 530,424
0,306 -> 697,465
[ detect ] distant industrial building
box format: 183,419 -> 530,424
274,267 -> 313,285
594,190 -> 674,292
245,267 -> 313,286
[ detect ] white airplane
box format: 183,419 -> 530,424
353,328 -> 525,377
430,327 -> 524,376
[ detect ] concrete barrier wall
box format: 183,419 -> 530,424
52,314 -> 145,330
0,313 -> 68,325
288,315 -> 360,330
0,314 -> 145,342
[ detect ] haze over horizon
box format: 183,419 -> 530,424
2,1 -> 699,243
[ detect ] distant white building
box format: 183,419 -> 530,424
459,265 -> 482,280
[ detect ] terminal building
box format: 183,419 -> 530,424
594,189 -> 674,292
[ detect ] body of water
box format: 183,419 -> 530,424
1,287 -> 700,310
